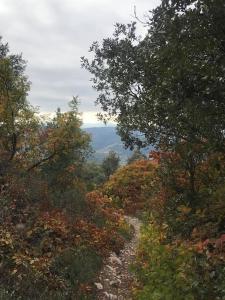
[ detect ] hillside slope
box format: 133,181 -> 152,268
85,127 -> 132,163
85,127 -> 152,163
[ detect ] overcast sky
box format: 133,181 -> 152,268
0,0 -> 160,124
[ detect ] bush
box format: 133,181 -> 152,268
0,183 -> 128,299
51,246 -> 102,297
133,222 -> 196,300
133,150 -> 225,300
103,160 -> 157,214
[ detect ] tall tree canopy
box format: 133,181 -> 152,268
102,150 -> 120,179
82,0 -> 225,150
0,37 -> 91,180
0,37 -> 37,174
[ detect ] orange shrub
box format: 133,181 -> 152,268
102,160 -> 157,214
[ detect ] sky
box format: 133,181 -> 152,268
0,0 -> 160,124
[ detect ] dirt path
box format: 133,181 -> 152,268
95,216 -> 141,300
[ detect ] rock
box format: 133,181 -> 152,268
104,292 -> 118,299
106,265 -> 115,272
94,282 -> 103,290
109,254 -> 122,265
109,279 -> 121,287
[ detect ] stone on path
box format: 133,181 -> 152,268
96,216 -> 141,300
95,282 -> 104,290
103,292 -> 118,299
109,253 -> 122,265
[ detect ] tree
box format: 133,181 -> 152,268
127,148 -> 146,164
0,38 -> 128,300
28,97 -> 91,174
33,98 -> 92,213
101,150 -> 120,179
81,0 -> 225,151
81,3 -> 225,298
0,37 -> 37,176
82,161 -> 105,190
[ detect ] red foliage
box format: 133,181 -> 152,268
103,159 -> 157,214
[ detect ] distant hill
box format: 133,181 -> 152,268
84,127 -> 153,163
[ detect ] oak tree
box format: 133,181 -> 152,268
82,0 -> 225,151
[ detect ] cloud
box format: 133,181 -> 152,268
0,0 -> 160,122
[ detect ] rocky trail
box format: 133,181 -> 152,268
95,216 -> 141,300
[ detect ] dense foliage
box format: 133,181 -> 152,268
101,150 -> 225,299
0,38 -> 129,299
82,0 -> 225,151
131,150 -> 225,299
101,150 -> 120,180
103,160 -> 157,214
1,0 -> 225,298
0,184 -> 127,299
127,149 -> 147,165
83,1 -> 225,299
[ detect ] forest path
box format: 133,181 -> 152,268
95,216 -> 141,300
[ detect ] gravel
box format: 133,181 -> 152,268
96,216 -> 141,300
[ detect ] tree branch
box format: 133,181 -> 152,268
27,151 -> 57,172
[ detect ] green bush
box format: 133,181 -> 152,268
133,222 -> 225,300
51,245 -> 102,289
133,223 -> 196,300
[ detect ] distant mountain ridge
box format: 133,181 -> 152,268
84,127 -> 131,163
84,127 -> 153,163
